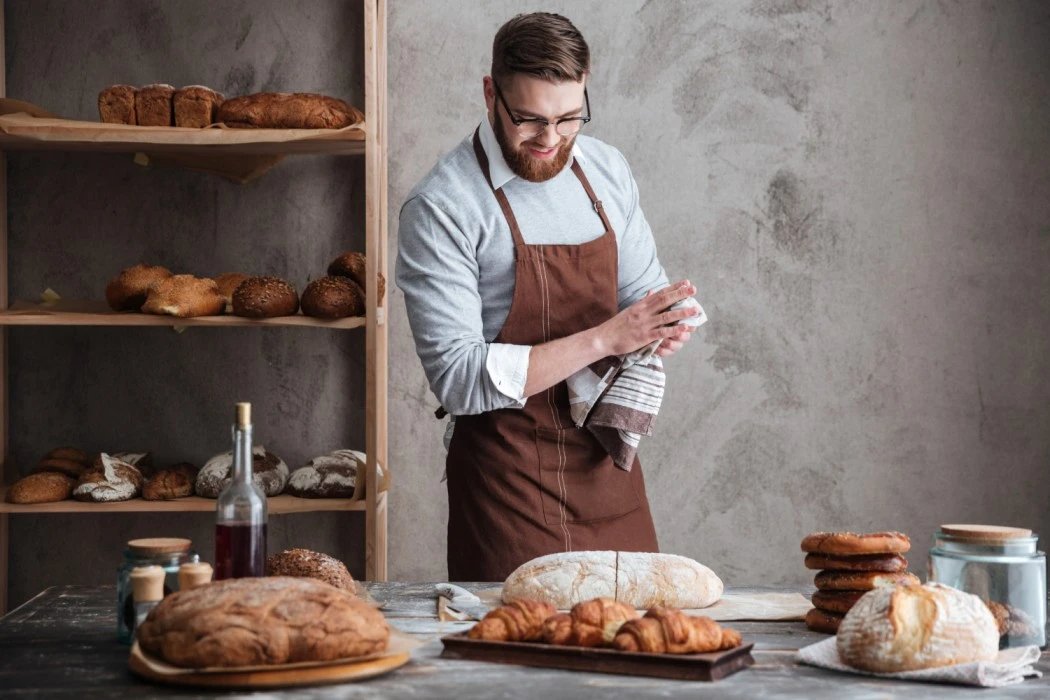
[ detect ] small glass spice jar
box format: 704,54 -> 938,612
928,524 -> 1046,649
116,537 -> 198,644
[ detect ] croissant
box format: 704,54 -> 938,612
542,597 -> 640,647
612,607 -> 742,654
467,599 -> 557,642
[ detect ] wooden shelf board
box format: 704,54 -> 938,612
0,490 -> 386,514
0,300 -> 382,328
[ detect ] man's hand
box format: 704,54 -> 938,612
595,280 -> 699,357
654,325 -> 694,358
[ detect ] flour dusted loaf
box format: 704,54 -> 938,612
73,453 -> 144,502
837,582 -> 999,673
137,576 -> 388,668
285,449 -> 362,498
195,446 -> 288,497
502,551 -> 723,610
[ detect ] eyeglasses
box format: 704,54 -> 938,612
493,80 -> 591,139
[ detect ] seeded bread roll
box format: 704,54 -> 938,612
106,264 -> 173,311
141,275 -> 225,318
214,272 -> 250,313
173,85 -> 225,128
6,472 -> 75,504
143,463 -> 198,500
98,85 -> 137,124
231,276 -> 299,318
266,548 -> 355,591
218,92 -> 363,129
327,251 -> 385,306
301,276 -> 364,319
135,84 -> 175,126
73,453 -> 144,502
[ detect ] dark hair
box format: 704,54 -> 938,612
491,13 -> 590,84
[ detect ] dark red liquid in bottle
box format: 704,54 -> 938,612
214,522 -> 267,579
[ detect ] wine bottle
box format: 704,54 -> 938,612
214,402 -> 268,579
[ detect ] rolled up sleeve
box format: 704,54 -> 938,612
614,150 -> 670,310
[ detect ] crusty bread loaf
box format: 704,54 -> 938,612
285,449 -> 361,498
73,453 -> 143,502
231,276 -> 299,318
801,531 -> 911,555
502,551 -> 723,610
195,446 -> 288,498
98,85 -> 137,124
173,85 -> 224,128
266,548 -> 355,591
218,92 -> 363,129
137,576 -> 388,668
141,275 -> 225,318
106,264 -> 173,311
135,84 -> 175,126
836,583 -> 999,672
6,472 -> 75,504
143,463 -> 197,500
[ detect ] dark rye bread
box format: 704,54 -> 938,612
231,277 -> 299,318
266,549 -> 355,591
285,449 -> 359,498
137,576 -> 388,668
327,251 -> 385,306
195,447 -> 288,498
301,276 -> 364,319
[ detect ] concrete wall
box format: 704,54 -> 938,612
5,0 -> 1050,607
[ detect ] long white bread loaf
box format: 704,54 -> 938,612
501,551 -> 723,609
837,582 -> 999,673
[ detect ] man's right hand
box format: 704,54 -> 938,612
595,280 -> 699,357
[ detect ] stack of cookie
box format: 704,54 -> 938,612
801,531 -> 919,634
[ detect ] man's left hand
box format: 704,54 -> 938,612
655,326 -> 693,358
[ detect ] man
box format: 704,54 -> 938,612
396,13 -> 699,581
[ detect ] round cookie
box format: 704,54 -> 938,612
811,590 -> 868,615
301,276 -> 364,319
815,571 -> 920,591
231,276 -> 299,318
804,552 -> 908,572
801,531 -> 911,555
805,607 -> 843,634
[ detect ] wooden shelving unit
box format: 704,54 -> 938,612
0,0 -> 389,614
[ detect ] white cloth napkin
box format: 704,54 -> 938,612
434,583 -> 481,606
566,296 -> 707,470
796,637 -> 1043,688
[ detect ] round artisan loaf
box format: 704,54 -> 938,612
73,453 -> 144,502
231,276 -> 299,318
805,607 -> 843,634
143,463 -> 198,500
837,583 -> 999,672
6,472 -> 75,504
141,275 -> 225,318
194,446 -> 288,498
137,576 -> 388,668
301,276 -> 364,319
213,272 -> 250,313
804,552 -> 908,572
266,548 -> 355,591
502,551 -> 723,610
801,531 -> 911,555
285,449 -> 362,498
815,571 -> 920,591
35,446 -> 92,478
327,251 -> 385,306
106,263 -> 173,311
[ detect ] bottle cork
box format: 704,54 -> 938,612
129,565 -> 166,603
178,562 -> 214,590
236,402 -> 251,427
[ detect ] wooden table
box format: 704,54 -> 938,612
1,583 -> 1047,698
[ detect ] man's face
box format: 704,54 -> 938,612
485,74 -> 586,183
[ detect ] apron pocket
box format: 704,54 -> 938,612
536,426 -> 641,525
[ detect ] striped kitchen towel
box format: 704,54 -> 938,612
567,297 -> 707,470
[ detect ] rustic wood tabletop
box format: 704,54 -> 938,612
0,582 -> 1047,698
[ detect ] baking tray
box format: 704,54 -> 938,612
439,631 -> 754,681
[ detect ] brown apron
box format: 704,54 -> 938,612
445,130 -> 659,582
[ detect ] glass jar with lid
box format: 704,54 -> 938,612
928,524 -> 1046,649
116,537 -> 198,644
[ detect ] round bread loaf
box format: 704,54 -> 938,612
143,463 -> 198,500
266,548 -> 355,591
327,251 -> 385,306
805,607 -> 843,634
301,276 -> 364,319
231,276 -> 299,318
214,272 -> 250,313
801,531 -> 911,555
195,446 -> 288,498
73,453 -> 144,502
811,589 -> 867,615
804,552 -> 908,572
137,576 -> 388,668
105,264 -> 173,311
815,571 -> 920,591
47,446 -> 90,464
6,472 -> 75,504
837,583 -> 999,672
286,449 -> 361,498
35,456 -> 89,478
142,275 -> 225,318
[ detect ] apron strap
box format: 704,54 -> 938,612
570,159 -> 614,234
473,129 -> 527,248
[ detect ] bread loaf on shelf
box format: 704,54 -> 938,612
6,472 -> 75,504
502,551 -> 723,610
231,276 -> 299,318
836,582 -> 999,672
141,275 -> 225,318
218,92 -> 363,129
98,85 -> 138,124
173,85 -> 225,128
328,251 -> 385,306
142,463 -> 197,500
106,264 -> 173,312
73,453 -> 144,502
301,276 -> 364,319
195,446 -> 288,497
285,449 -> 361,498
135,84 -> 175,126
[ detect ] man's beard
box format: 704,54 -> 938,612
493,116 -> 575,183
